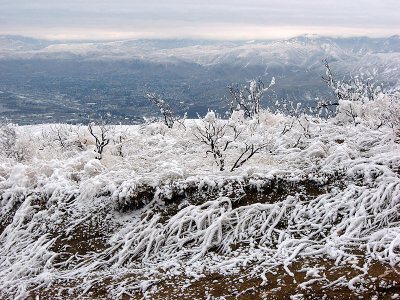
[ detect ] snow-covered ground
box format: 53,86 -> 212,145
0,94 -> 399,298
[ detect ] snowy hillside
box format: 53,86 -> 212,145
1,35 -> 400,65
1,87 -> 399,298
1,36 -> 400,81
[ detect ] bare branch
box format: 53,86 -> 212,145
227,78 -> 275,118
88,120 -> 111,159
146,93 -> 184,128
230,143 -> 266,172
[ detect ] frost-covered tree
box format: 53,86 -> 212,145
230,142 -> 266,172
321,59 -> 384,124
227,78 -> 275,118
194,111 -> 231,171
388,98 -> 400,142
323,59 -> 383,103
195,111 -> 267,172
274,98 -> 306,136
146,93 -> 180,128
50,124 -> 87,151
110,128 -> 128,157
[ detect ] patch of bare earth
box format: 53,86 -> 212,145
27,259 -> 400,299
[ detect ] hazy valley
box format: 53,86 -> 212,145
1,35 -> 399,124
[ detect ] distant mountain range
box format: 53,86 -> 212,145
0,35 -> 399,124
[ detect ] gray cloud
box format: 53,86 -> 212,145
1,0 -> 399,40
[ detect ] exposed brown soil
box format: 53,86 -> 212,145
146,260 -> 400,300
27,257 -> 400,299
48,206 -> 115,269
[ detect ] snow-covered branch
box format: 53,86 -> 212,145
227,78 -> 275,118
194,111 -> 230,171
146,93 -> 184,129
322,59 -> 386,125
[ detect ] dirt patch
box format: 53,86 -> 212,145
27,256 -> 400,299
231,177 -> 334,209
147,258 -> 400,300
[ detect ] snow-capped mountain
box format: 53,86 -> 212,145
1,35 -> 399,64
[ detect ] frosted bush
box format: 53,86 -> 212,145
0,123 -> 25,161
227,78 -> 275,118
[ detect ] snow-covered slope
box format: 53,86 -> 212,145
1,35 -> 399,70
0,93 -> 399,298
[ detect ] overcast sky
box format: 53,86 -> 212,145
1,0 -> 399,40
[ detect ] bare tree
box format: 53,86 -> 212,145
146,93 -> 181,128
88,120 -> 111,159
227,78 -> 275,118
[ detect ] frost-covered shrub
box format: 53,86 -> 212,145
226,77 -> 312,142
333,89 -> 399,130
194,111 -> 231,171
146,93 -> 187,129
0,123 -> 24,161
322,59 -> 390,126
227,78 -> 275,118
146,93 -> 177,128
143,122 -> 169,136
107,128 -> 128,157
274,98 -> 307,136
112,182 -> 156,211
195,111 -> 268,172
310,96 -> 338,119
388,97 -> 400,142
50,124 -> 87,151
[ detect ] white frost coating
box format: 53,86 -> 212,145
0,100 -> 399,298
